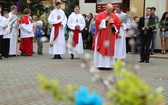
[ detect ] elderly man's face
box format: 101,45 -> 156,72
106,7 -> 113,15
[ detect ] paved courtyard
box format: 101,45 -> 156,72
0,43 -> 168,105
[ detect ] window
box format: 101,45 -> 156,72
85,0 -> 96,3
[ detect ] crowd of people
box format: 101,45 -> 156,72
0,2 -> 168,70
0,5 -> 18,59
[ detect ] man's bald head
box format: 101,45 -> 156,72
106,3 -> 113,9
106,3 -> 113,15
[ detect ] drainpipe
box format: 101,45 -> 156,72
143,0 -> 146,16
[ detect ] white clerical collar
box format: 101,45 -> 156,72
55,8 -> 60,11
116,11 -> 122,14
3,16 -> 7,19
86,18 -> 90,21
145,16 -> 150,18
11,12 -> 15,15
74,12 -> 79,14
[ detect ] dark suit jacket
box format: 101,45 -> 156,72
85,18 -> 92,30
138,16 -> 155,38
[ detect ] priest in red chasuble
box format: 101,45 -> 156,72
92,4 -> 121,70
19,8 -> 34,56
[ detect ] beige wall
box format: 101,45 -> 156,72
79,0 -> 168,50
130,0 -> 168,49
80,0 -> 145,16
130,0 -> 144,18
80,0 -> 96,14
145,0 -> 167,49
43,0 -> 65,9
167,0 -> 168,12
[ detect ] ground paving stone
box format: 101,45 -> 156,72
0,43 -> 168,105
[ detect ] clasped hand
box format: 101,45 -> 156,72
57,15 -> 61,20
3,25 -> 8,29
75,25 -> 80,29
105,16 -> 114,27
105,16 -> 111,21
142,26 -> 149,30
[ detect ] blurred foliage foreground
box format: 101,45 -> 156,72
38,60 -> 165,105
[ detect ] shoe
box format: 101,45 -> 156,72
150,52 -> 154,55
71,54 -> 74,59
139,60 -> 144,63
0,56 -> 3,60
9,55 -> 16,57
98,67 -> 105,70
21,52 -> 27,56
37,53 -> 43,55
163,51 -> 166,54
161,50 -> 164,54
145,60 -> 149,63
4,56 -> 8,58
58,55 -> 62,59
53,55 -> 58,59
105,68 -> 113,70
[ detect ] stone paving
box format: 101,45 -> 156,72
0,43 -> 168,105
150,53 -> 168,59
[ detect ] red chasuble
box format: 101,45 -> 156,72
92,11 -> 121,56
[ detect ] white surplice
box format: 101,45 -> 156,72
8,12 -> 18,55
67,12 -> 86,54
19,17 -> 34,38
2,17 -> 11,38
94,19 -> 118,68
115,12 -> 131,59
0,14 -> 4,36
48,8 -> 67,55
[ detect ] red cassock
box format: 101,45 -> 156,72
92,11 -> 121,56
19,16 -> 33,56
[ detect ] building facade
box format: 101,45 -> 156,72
80,0 -> 168,50
42,0 -> 65,9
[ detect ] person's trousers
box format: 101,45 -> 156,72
140,36 -> 152,61
126,37 -> 131,53
2,38 -> 10,57
87,34 -> 93,49
150,31 -> 157,53
134,37 -> 139,53
37,37 -> 43,54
